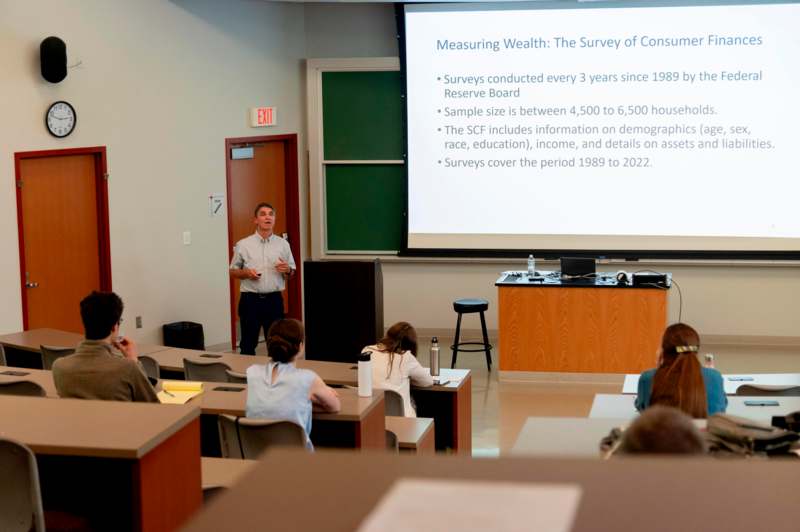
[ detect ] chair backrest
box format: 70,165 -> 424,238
735,384 -> 800,397
384,389 -> 405,416
385,429 -> 399,453
0,438 -> 45,532
0,344 -> 6,366
39,345 -> 75,370
0,381 -> 47,397
217,414 -> 307,459
138,356 -> 160,382
225,369 -> 247,384
183,359 -> 231,383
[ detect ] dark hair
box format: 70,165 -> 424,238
650,323 -> 707,418
253,202 -> 275,217
618,405 -> 707,455
376,322 -> 418,378
80,291 -> 123,340
266,319 -> 304,363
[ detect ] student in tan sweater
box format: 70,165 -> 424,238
52,291 -> 157,402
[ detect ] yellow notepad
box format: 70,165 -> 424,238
158,380 -> 204,404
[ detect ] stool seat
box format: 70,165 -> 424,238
451,298 -> 492,371
453,298 -> 489,313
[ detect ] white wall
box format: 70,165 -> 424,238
304,3 -> 398,58
0,0 -> 307,345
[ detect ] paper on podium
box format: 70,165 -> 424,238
157,380 -> 204,404
357,478 -> 582,532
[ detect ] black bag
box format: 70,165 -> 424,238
706,414 -> 800,456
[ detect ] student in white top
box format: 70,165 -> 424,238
363,322 -> 434,417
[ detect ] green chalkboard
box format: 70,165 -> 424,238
325,164 -> 404,252
321,69 -> 404,252
322,71 -> 404,161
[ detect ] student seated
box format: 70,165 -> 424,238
245,319 -> 340,448
618,405 -> 707,455
635,323 -> 727,418
362,322 -> 433,417
52,291 -> 158,402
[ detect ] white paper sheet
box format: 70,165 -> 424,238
357,478 -> 582,532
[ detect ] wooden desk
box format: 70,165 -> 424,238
183,449 -> 800,532
0,396 -> 201,531
590,393 -> 800,421
385,416 -> 435,454
148,348 -> 473,454
623,372 -> 800,395
194,383 -> 386,453
0,328 -> 169,368
497,277 -> 667,374
0,366 -> 386,453
511,417 -> 627,458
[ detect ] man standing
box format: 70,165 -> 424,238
53,291 -> 158,402
230,202 -> 296,355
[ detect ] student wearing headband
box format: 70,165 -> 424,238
635,323 -> 727,418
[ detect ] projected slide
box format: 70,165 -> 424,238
404,2 -> 800,254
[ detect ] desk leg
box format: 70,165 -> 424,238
133,418 -> 202,532
413,376 -> 472,455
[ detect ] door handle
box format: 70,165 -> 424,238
25,282 -> 39,288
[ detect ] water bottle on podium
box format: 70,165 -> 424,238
527,254 -> 536,278
430,336 -> 440,377
358,350 -> 373,397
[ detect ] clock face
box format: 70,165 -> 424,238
46,101 -> 76,138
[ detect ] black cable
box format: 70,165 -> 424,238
633,269 -> 682,324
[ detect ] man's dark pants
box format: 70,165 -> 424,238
238,291 -> 284,355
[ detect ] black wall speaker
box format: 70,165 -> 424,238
40,36 -> 67,83
304,260 -> 384,363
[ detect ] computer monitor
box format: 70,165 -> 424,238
560,257 -> 596,279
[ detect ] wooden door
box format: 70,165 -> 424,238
226,135 -> 301,350
15,148 -> 111,333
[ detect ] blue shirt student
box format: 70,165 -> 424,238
635,367 -> 728,416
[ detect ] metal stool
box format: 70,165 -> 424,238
450,298 -> 492,371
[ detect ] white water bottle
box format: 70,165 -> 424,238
358,350 -> 373,397
430,337 -> 440,377
527,254 -> 536,277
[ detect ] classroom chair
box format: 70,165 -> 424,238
39,345 -> 75,370
385,430 -> 399,453
0,381 -> 47,397
0,438 -> 45,532
450,298 -> 493,371
217,415 -> 307,459
183,359 -> 231,383
225,370 -> 247,384
735,384 -> 800,396
138,355 -> 161,383
384,389 -> 405,416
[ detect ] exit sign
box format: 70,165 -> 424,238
250,106 -> 276,127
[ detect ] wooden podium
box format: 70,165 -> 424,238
497,274 -> 668,374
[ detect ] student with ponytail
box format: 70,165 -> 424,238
246,319 -> 340,448
635,323 -> 726,418
362,321 -> 433,417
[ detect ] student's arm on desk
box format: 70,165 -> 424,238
310,376 -> 340,412
407,355 -> 434,387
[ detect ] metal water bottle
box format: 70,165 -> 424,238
358,350 -> 373,397
430,337 -> 440,377
527,254 -> 536,277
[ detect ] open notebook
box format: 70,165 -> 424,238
157,380 -> 204,404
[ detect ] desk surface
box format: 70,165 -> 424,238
0,328 -> 169,356
0,395 -> 199,459
183,449 -> 800,532
496,271 -> 671,288
150,348 -> 468,391
511,417 -> 628,457
385,416 -> 434,450
590,393 -> 800,421
623,372 -> 800,395
201,457 -> 258,490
